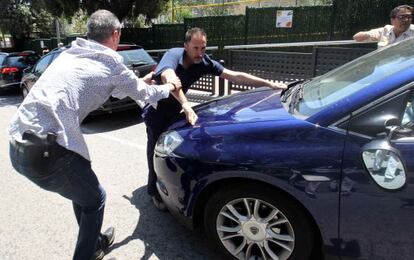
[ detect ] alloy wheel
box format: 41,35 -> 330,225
216,197 -> 295,260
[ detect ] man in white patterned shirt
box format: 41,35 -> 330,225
8,10 -> 180,260
353,5 -> 414,49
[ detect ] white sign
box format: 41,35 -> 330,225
276,10 -> 293,28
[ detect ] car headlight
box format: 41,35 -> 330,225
155,131 -> 183,157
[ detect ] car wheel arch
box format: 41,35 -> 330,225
191,176 -> 324,259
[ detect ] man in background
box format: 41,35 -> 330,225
353,5 -> 414,49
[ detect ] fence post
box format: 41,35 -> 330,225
244,7 -> 249,45
311,47 -> 318,77
218,59 -> 226,96
328,0 -> 337,40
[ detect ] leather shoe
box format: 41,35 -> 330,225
101,227 -> 115,250
152,194 -> 167,212
94,227 -> 115,260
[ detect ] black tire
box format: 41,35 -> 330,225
204,183 -> 314,260
21,85 -> 29,99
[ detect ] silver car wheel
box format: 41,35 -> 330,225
216,198 -> 295,260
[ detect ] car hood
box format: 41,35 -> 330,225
171,87 -> 296,129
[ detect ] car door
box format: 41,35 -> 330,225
25,53 -> 54,89
338,83 -> 414,259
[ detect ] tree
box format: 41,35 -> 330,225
0,0 -> 55,49
39,0 -> 170,21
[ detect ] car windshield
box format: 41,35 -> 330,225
117,49 -> 155,66
295,38 -> 414,117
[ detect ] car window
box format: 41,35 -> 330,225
33,54 -> 54,74
402,91 -> 414,127
0,54 -> 6,65
50,52 -> 61,63
4,54 -> 39,67
117,49 -> 155,66
297,38 -> 414,117
345,89 -> 412,137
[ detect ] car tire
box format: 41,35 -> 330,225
204,183 -> 314,260
21,85 -> 29,99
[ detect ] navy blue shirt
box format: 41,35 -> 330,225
152,48 -> 224,117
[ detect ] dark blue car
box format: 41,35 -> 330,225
154,37 -> 414,260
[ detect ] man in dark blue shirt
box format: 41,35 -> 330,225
144,27 -> 287,210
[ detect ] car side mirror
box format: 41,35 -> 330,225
23,66 -> 32,74
384,117 -> 413,141
362,138 -> 406,190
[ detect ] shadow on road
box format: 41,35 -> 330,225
114,186 -> 224,260
81,108 -> 144,134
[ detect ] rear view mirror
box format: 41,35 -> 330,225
362,139 -> 406,190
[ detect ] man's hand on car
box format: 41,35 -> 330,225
182,102 -> 198,126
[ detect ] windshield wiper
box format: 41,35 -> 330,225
281,80 -> 307,102
288,83 -> 304,114
131,62 -> 148,68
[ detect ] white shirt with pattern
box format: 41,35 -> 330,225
366,24 -> 414,49
8,38 -> 170,160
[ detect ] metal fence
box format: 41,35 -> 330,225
119,0 -> 413,50
184,40 -> 375,98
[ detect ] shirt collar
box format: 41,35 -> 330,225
179,49 -> 186,65
71,38 -> 123,63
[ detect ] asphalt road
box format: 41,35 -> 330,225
0,93 -> 222,260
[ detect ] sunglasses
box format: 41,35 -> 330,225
395,14 -> 412,20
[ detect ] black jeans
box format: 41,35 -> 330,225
9,134 -> 106,260
143,106 -> 174,196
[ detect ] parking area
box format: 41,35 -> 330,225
0,94 -> 222,260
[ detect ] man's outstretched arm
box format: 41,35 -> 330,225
161,68 -> 198,125
220,68 -> 287,89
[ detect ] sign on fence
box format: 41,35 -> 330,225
276,10 -> 293,28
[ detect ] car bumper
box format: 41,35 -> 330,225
0,81 -> 20,90
154,154 -> 196,230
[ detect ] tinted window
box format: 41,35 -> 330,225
118,49 -> 155,66
33,54 -> 54,74
4,54 -> 39,67
0,54 -> 6,65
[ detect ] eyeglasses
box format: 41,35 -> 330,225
395,14 -> 412,20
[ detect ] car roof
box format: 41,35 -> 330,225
117,44 -> 143,51
50,43 -> 144,53
7,50 -> 38,56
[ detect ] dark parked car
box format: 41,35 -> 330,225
0,51 -> 40,94
154,38 -> 414,260
21,44 -> 156,115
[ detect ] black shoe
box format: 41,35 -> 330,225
94,227 -> 115,260
152,194 -> 167,212
101,227 -> 115,250
94,249 -> 104,260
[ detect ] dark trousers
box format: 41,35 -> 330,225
143,106 -> 173,196
9,138 -> 106,260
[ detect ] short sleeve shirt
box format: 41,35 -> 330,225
367,24 -> 414,49
151,48 -> 224,117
